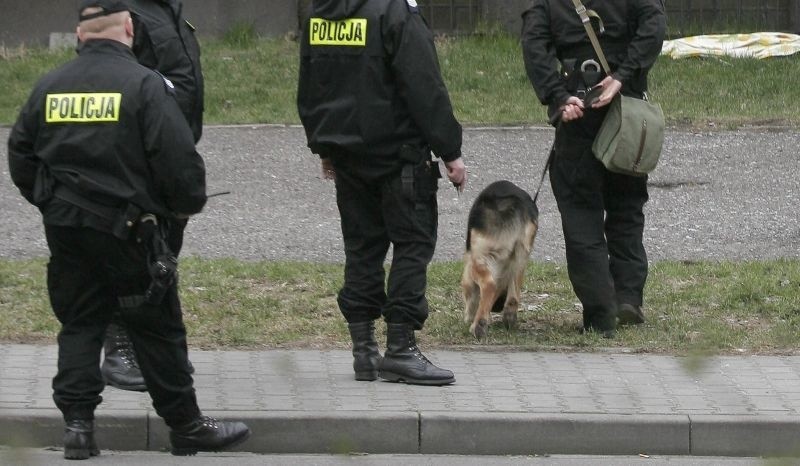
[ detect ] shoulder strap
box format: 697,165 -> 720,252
569,0 -> 611,74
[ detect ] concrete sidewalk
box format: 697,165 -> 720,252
2,344 -> 800,458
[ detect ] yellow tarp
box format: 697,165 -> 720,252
661,32 -> 800,59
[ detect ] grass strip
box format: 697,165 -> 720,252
3,258 -> 799,354
2,35 -> 799,127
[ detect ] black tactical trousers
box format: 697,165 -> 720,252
549,110 -> 649,330
332,160 -> 438,331
44,225 -> 200,427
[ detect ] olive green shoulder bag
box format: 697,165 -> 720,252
571,0 -> 665,177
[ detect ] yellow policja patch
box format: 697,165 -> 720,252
45,93 -> 122,123
309,18 -> 367,46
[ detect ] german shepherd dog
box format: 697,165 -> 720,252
461,180 -> 539,338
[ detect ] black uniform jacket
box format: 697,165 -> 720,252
521,0 -> 665,110
129,0 -> 204,142
297,0 -> 462,174
7,39 -> 207,228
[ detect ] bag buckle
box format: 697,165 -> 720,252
580,59 -> 600,73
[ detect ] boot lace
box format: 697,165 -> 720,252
115,332 -> 140,370
199,415 -> 220,430
407,335 -> 432,364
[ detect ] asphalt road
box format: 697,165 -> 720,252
2,125 -> 798,263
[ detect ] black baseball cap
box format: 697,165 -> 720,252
78,0 -> 130,21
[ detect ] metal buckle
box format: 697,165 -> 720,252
580,59 -> 600,73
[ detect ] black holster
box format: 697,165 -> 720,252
399,145 -> 441,207
135,215 -> 178,306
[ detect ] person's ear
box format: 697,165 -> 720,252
76,26 -> 85,43
125,16 -> 134,39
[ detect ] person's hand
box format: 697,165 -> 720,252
590,76 -> 622,109
321,158 -> 335,180
559,96 -> 585,122
444,157 -> 467,193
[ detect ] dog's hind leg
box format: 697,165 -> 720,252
502,270 -> 524,330
502,221 -> 537,330
470,262 -> 497,339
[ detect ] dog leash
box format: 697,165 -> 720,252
532,145 -> 553,205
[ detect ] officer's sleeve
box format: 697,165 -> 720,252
7,94 -> 41,205
384,3 -> 462,162
139,74 -> 207,216
521,0 -> 570,109
611,0 -> 666,84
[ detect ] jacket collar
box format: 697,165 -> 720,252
77,38 -> 137,61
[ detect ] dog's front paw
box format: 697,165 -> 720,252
470,319 -> 489,339
502,310 -> 517,330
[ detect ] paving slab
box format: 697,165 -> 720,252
2,344 -> 800,457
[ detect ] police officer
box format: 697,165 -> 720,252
298,0 -> 467,385
521,0 -> 666,336
128,0 -> 203,142
7,1 -> 248,458
100,0 -> 204,392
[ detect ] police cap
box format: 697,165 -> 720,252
78,0 -> 130,21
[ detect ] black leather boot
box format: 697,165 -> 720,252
170,415 -> 251,456
348,321 -> 382,381
583,306 -> 617,339
617,303 -> 645,325
101,323 -> 146,392
63,420 -> 99,460
379,323 -> 455,386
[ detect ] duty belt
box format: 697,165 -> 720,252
53,184 -> 141,240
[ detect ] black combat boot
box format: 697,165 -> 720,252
101,323 -> 146,392
63,420 -> 99,460
582,306 -> 616,339
617,303 -> 645,325
378,323 -> 455,386
348,320 -> 382,381
170,415 -> 251,456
